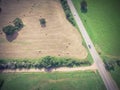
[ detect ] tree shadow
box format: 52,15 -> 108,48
5,31 -> 18,42
0,80 -> 4,90
44,68 -> 54,72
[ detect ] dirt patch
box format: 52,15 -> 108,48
0,0 -> 87,59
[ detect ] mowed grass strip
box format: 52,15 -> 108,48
72,0 -> 120,58
0,71 -> 106,90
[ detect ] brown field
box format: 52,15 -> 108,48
0,0 -> 87,59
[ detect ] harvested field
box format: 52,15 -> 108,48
0,0 -> 87,59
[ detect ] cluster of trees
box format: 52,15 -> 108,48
0,56 -> 90,70
60,0 -> 75,26
2,18 -> 24,35
104,59 -> 120,71
39,18 -> 46,27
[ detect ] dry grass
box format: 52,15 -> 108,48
0,0 -> 87,59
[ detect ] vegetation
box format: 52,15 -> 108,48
0,71 -> 106,90
2,25 -> 17,35
13,18 -> 24,29
2,18 -> 24,35
60,0 -> 75,26
0,56 -> 91,70
103,57 -> 120,71
80,0 -> 87,13
102,57 -> 120,88
110,66 -> 120,89
39,18 -> 46,27
72,0 -> 120,59
72,0 -> 120,88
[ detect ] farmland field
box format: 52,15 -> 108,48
72,0 -> 120,59
0,71 -> 106,90
0,0 -> 87,59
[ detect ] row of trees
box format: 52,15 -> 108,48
60,0 -> 75,26
0,56 -> 90,70
2,18 -> 24,36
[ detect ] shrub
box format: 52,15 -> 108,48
60,0 -> 75,26
39,18 -> 46,27
80,0 -> 87,13
2,25 -> 17,35
2,18 -> 24,36
13,18 -> 24,30
116,60 -> 120,67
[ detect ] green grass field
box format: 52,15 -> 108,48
72,0 -> 120,59
0,71 -> 106,90
72,0 -> 120,88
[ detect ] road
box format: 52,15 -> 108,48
67,0 -> 119,90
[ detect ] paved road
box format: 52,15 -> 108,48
67,0 -> 119,90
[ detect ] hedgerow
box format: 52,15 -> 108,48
0,56 -> 91,70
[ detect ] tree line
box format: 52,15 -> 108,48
0,56 -> 91,70
60,0 -> 75,26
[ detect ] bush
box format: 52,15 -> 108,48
116,60 -> 120,67
39,18 -> 46,27
2,25 -> 17,35
2,18 -> 24,36
60,0 -> 75,26
80,0 -> 87,13
13,18 -> 24,29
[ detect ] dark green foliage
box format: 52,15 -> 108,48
80,0 -> 87,13
0,56 -> 91,70
13,18 -> 24,29
116,60 -> 120,67
2,25 -> 17,35
104,61 -> 114,71
39,18 -> 46,27
60,0 -> 75,26
41,56 -> 56,68
2,18 -> 24,36
103,58 -> 120,71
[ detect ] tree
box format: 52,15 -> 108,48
80,0 -> 87,13
41,56 -> 55,69
13,18 -> 24,30
116,60 -> 120,67
39,18 -> 46,27
2,25 -> 17,35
